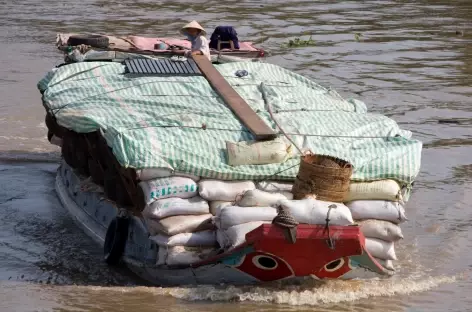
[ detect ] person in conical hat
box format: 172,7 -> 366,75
180,20 -> 211,61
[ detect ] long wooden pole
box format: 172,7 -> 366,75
192,55 -> 276,141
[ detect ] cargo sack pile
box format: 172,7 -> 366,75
346,179 -> 407,271
38,61 -> 422,271
139,168 -> 408,270
140,176 -> 217,266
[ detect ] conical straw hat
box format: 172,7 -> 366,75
180,20 -> 207,36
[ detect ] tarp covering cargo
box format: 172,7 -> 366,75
38,61 -> 422,184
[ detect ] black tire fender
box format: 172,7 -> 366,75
104,214 -> 130,265
47,130 -> 53,142
67,34 -> 110,49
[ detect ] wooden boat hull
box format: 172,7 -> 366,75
55,160 -> 393,286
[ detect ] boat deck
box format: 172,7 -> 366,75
57,33 -> 262,55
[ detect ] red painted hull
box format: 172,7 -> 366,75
193,224 -> 392,281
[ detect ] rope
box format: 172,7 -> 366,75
232,190 -> 248,205
324,204 -> 337,249
114,123 -> 399,140
272,205 -> 299,244
273,205 -> 299,228
116,36 -> 142,50
262,163 -> 300,182
261,82 -> 305,156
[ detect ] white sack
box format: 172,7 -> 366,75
236,189 -> 293,207
145,214 -> 213,236
143,196 -> 209,219
139,176 -> 198,205
280,191 -> 293,198
226,137 -> 292,166
256,181 -> 293,193
157,246 -> 216,266
213,206 -> 277,230
209,201 -> 232,216
374,257 -> 395,271
150,230 -> 217,247
198,179 -> 255,201
365,237 -> 397,260
275,198 -> 354,226
357,219 -> 403,242
346,179 -> 402,202
346,200 -> 407,224
136,167 -> 200,182
216,221 -> 268,249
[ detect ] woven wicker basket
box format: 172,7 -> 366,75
292,154 -> 353,202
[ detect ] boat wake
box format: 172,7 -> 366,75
47,274 -> 460,307
0,270 -> 465,312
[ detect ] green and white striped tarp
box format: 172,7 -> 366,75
38,61 -> 422,185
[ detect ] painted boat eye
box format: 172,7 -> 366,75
324,258 -> 345,272
252,255 -> 278,270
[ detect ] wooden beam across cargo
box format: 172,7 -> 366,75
192,55 -> 277,141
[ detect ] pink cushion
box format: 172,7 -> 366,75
128,36 -> 161,50
128,35 -> 258,52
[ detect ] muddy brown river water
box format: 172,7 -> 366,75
0,0 -> 471,311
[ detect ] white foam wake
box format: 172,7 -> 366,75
146,276 -> 457,306
76,274 -> 459,306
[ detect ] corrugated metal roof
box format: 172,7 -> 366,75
124,58 -> 202,76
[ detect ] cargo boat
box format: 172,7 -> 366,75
39,43 -> 422,285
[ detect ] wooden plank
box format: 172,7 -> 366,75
192,55 -> 276,141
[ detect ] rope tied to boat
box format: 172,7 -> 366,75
272,205 -> 299,244
324,204 -> 337,249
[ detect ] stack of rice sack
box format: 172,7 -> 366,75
200,179 -> 265,249
206,180 -> 355,249
344,179 -> 407,271
202,180 -> 287,249
138,166 -> 406,272
138,170 -> 217,267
